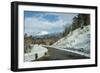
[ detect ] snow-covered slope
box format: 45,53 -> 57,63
52,25 -> 90,54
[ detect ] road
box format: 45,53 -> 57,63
36,47 -> 89,61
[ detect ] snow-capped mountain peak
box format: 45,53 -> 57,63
36,31 -> 49,36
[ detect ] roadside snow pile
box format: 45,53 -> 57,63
24,44 -> 48,62
52,25 -> 90,54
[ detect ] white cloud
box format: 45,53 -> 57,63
24,12 -> 78,35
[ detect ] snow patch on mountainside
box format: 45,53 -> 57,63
52,25 -> 90,54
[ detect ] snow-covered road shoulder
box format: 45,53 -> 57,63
24,44 -> 48,62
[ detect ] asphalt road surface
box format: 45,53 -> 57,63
36,47 -> 89,61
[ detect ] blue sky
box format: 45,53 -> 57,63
25,11 -> 59,22
24,11 -> 77,36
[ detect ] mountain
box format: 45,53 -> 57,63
35,31 -> 49,36
32,32 -> 63,39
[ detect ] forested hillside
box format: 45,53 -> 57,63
52,14 -> 90,56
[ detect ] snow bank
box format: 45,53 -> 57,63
24,44 -> 48,62
52,25 -> 90,55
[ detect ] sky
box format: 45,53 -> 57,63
24,11 -> 77,36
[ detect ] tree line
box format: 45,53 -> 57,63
63,14 -> 90,36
